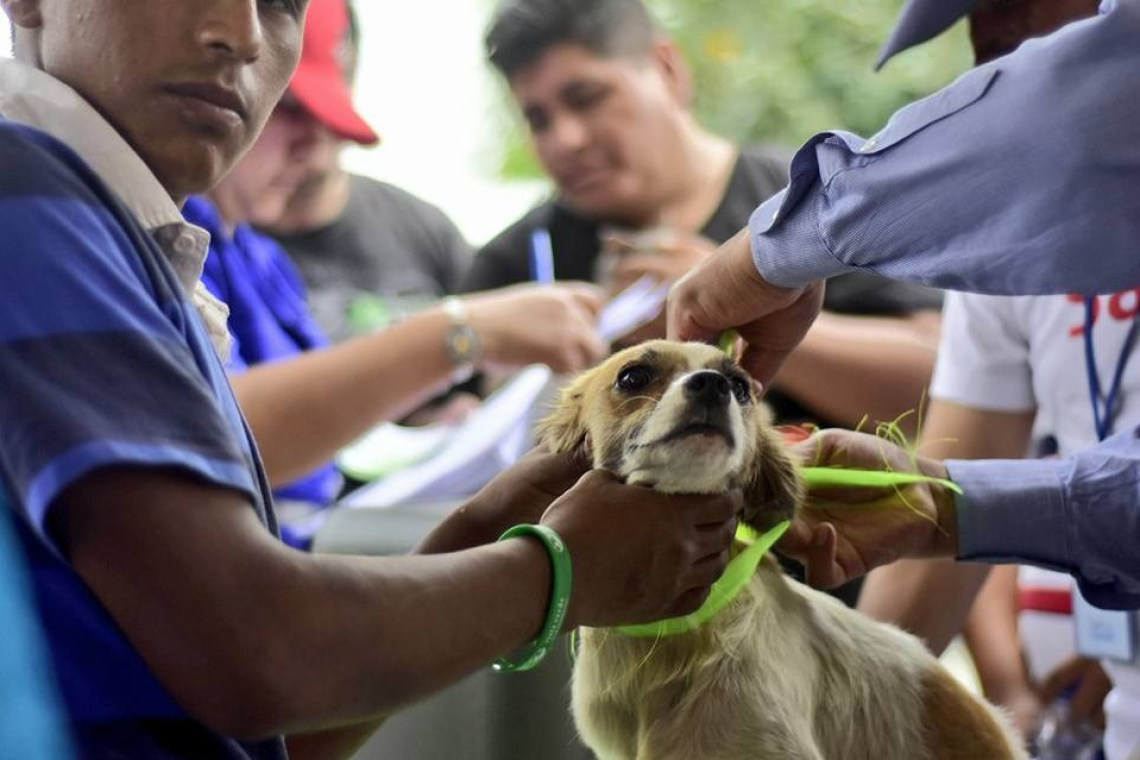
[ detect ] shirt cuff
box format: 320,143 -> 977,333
748,190 -> 849,289
947,457 -> 1072,572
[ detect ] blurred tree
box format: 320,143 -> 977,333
490,0 -> 972,179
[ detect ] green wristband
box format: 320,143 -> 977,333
492,524 -> 573,673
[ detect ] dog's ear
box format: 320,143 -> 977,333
741,425 -> 803,532
539,378 -> 590,455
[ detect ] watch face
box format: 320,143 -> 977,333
447,324 -> 481,365
451,327 -> 476,359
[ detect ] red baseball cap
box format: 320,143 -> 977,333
289,0 -> 380,145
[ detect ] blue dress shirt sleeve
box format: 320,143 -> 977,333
949,426 -> 1140,610
749,1 -> 1140,296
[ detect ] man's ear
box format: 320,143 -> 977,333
652,38 -> 694,109
741,425 -> 803,532
538,379 -> 590,455
2,0 -> 44,30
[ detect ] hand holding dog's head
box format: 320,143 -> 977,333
541,340 -> 801,530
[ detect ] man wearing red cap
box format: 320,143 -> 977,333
259,0 -> 476,344
286,0 -> 378,147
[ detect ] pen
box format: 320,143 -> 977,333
529,227 -> 555,284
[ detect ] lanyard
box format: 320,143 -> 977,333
1083,296 -> 1140,442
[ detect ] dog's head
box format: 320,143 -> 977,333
540,340 -> 801,530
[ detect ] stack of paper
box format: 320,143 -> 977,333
341,365 -> 557,509
337,423 -> 454,483
597,275 -> 670,343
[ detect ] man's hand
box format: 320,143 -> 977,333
778,429 -> 959,589
539,472 -> 742,629
1038,656 -> 1111,730
601,230 -> 718,345
416,445 -> 593,554
666,227 -> 824,388
601,229 -> 718,295
465,283 -> 608,374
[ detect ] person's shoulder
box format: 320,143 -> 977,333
0,121 -> 107,202
824,271 -> 944,315
479,200 -> 562,253
738,143 -> 794,167
349,174 -> 455,225
736,144 -> 793,183
0,122 -> 140,264
460,200 -> 561,292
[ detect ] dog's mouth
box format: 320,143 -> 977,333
659,422 -> 735,447
645,405 -> 736,449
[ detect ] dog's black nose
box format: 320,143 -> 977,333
684,371 -> 731,406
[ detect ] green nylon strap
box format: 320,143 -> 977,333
800,466 -> 963,494
615,520 -> 790,638
613,467 -> 960,639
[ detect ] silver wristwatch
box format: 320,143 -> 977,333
442,296 -> 482,381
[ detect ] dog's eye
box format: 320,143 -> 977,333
617,366 -> 654,392
730,377 -> 752,405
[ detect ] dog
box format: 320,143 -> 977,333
540,340 -> 1027,760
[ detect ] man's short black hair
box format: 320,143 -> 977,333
485,0 -> 658,78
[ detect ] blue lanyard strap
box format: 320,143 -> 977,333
1083,297 -> 1140,442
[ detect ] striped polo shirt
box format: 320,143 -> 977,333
0,61 -> 285,759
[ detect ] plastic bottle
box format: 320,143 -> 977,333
1033,688 -> 1104,760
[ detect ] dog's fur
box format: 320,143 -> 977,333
541,341 -> 1027,760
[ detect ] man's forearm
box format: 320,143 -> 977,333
859,559 -> 992,653
964,565 -> 1032,703
275,543 -> 551,734
58,470 -> 553,740
232,308 -> 456,486
772,311 -> 938,431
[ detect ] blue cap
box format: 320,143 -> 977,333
875,0 -> 978,70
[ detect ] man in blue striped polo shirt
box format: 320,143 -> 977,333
0,3 -> 741,757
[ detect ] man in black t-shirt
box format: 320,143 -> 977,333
477,0 -> 944,605
474,0 -> 942,430
267,171 -> 473,343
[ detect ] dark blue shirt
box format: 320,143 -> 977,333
189,197 -> 343,510
0,121 -> 286,760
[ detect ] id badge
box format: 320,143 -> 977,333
1074,591 -> 1140,663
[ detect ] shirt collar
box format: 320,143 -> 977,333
0,58 -> 187,232
0,59 -> 232,357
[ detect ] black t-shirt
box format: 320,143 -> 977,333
464,146 -> 791,290
266,174 -> 472,342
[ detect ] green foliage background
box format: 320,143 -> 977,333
494,0 -> 973,179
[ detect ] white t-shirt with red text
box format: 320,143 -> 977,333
931,288 -> 1140,760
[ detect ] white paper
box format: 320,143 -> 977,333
342,365 -> 557,509
597,276 -> 670,343
337,422 -> 455,482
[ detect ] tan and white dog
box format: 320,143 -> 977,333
541,340 -> 1026,760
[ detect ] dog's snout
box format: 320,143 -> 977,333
683,371 -> 731,406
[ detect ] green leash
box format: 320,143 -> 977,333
615,520 -> 790,638
800,467 -> 962,494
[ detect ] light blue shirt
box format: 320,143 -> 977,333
748,0 -> 1140,609
0,503 -> 71,758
